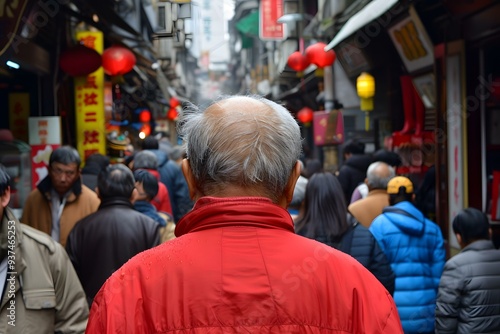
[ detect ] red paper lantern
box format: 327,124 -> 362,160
297,107 -> 314,124
167,108 -> 178,121
102,45 -> 136,76
305,42 -> 336,68
139,110 -> 151,123
169,96 -> 180,108
59,44 -> 102,77
287,51 -> 311,72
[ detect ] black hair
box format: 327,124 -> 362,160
373,149 -> 402,167
304,158 -> 323,178
389,188 -> 413,206
133,169 -> 159,200
49,146 -> 81,166
82,153 -> 110,175
0,164 -> 11,196
452,208 -> 490,245
97,164 -> 135,199
141,136 -> 159,150
342,139 -> 365,156
295,172 -> 349,241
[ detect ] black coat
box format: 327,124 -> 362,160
337,154 -> 373,203
66,197 -> 160,306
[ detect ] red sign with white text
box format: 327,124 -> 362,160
259,0 -> 285,41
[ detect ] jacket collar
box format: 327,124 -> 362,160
462,239 -> 496,252
37,174 -> 83,203
175,197 -> 295,237
98,197 -> 133,210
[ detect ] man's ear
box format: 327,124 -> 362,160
281,161 -> 301,208
0,186 -> 11,208
182,159 -> 199,200
130,187 -> 139,203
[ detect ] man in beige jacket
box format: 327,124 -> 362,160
348,161 -> 395,228
0,165 -> 88,333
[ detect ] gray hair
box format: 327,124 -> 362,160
133,150 -> 158,170
177,95 -> 302,202
366,161 -> 395,190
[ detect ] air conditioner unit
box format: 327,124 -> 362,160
156,2 -> 174,36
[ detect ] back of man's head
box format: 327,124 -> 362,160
133,170 -> 159,201
387,176 -> 414,205
452,208 -> 490,245
366,162 -> 395,191
343,139 -> 365,156
133,150 -> 158,170
373,149 -> 402,167
97,164 -> 135,200
50,146 -> 81,166
141,136 -> 159,150
85,153 -> 110,170
178,95 -> 302,203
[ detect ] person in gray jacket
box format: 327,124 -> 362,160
435,208 -> 500,333
0,164 -> 88,333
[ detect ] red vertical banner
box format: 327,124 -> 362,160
28,116 -> 62,187
492,171 -> 500,221
259,0 -> 285,41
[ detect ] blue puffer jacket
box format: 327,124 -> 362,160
147,149 -> 193,222
369,201 -> 445,334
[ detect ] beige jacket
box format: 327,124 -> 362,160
348,189 -> 390,228
0,207 -> 88,333
21,176 -> 99,247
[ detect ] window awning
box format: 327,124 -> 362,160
325,0 -> 399,51
235,11 -> 259,37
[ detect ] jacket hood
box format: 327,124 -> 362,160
176,197 -> 294,237
148,149 -> 169,167
346,154 -> 373,172
382,201 -> 425,236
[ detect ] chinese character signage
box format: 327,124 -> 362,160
28,116 -> 62,187
259,0 -> 285,41
75,31 -> 106,162
388,6 -> 434,73
8,92 -> 29,142
313,110 -> 345,146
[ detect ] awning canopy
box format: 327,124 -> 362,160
325,0 -> 399,51
236,11 -> 259,37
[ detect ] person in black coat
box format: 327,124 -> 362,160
66,164 -> 160,306
80,153 -> 110,192
337,139 -> 373,204
295,172 -> 395,295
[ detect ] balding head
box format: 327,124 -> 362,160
366,161 -> 395,191
178,95 -> 302,203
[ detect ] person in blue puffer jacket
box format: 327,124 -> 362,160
369,176 -> 445,334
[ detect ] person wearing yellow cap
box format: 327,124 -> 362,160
369,176 -> 445,334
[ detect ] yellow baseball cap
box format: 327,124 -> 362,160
387,176 -> 414,194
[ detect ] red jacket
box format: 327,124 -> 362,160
87,197 -> 402,333
143,169 -> 173,215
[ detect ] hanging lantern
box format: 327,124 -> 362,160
59,44 -> 102,77
102,45 -> 136,76
169,96 -> 180,109
138,109 -> 151,123
167,108 -> 178,121
297,107 -> 314,126
287,51 -> 311,77
305,42 -> 336,68
356,72 -> 375,131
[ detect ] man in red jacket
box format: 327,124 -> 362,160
86,95 -> 403,333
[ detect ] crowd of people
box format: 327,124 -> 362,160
0,94 -> 499,333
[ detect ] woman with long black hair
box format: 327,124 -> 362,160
295,172 -> 395,295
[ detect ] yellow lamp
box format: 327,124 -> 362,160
356,72 -> 375,130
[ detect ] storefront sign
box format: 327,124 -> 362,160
313,110 -> 345,146
28,116 -> 62,187
259,0 -> 285,41
388,6 -> 434,73
8,92 -> 30,142
446,42 -> 467,249
75,31 -> 106,161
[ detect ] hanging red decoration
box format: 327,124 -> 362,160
101,45 -> 136,76
139,110 -> 151,123
167,108 -> 178,121
59,44 -> 102,77
169,96 -> 180,108
287,51 -> 311,72
297,107 -> 314,124
305,42 -> 336,68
